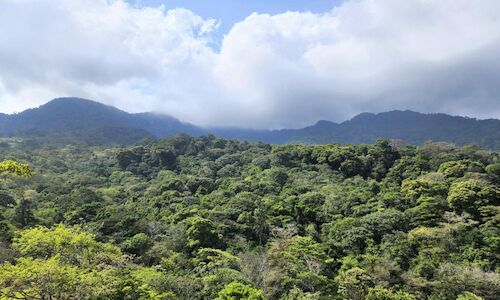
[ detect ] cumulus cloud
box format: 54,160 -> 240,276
0,0 -> 218,115
1,0 -> 500,128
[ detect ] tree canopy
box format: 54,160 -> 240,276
0,135 -> 498,299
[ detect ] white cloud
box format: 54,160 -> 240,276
0,0 -> 217,114
1,0 -> 500,128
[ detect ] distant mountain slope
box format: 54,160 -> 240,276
208,110 -> 500,149
285,110 -> 500,149
0,98 -> 201,145
1,98 -> 500,149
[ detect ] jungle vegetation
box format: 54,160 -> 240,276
0,135 -> 498,299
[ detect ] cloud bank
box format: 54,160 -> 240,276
1,0 -> 500,128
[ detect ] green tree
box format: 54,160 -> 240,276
13,224 -> 122,267
438,160 -> 483,178
215,282 -> 264,300
447,179 -> 500,218
0,160 -> 33,240
12,199 -> 36,228
485,163 -> 500,181
0,256 -> 88,299
335,267 -> 373,300
456,291 -> 484,300
281,287 -> 320,300
0,224 -> 173,299
366,286 -> 416,300
0,160 -> 33,177
122,232 -> 151,255
182,216 -> 222,250
270,236 -> 333,295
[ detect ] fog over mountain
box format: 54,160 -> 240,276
1,0 -> 500,128
2,98 -> 500,149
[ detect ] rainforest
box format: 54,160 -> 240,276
0,135 -> 498,299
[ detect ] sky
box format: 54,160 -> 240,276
128,0 -> 341,42
1,0 -> 500,129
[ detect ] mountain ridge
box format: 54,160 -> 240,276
0,98 -> 200,143
1,97 -> 500,149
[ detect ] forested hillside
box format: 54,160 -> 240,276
0,98 -> 200,145
0,135 -> 499,299
3,98 -> 500,149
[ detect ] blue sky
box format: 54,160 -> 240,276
129,0 -> 342,36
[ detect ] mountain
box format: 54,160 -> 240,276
1,97 -> 500,149
209,110 -> 500,149
0,98 -> 201,145
285,110 -> 500,149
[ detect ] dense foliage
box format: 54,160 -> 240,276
0,135 -> 498,299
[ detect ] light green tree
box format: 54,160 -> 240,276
366,286 -> 416,300
215,282 -> 265,300
0,160 -> 33,177
335,267 -> 373,300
